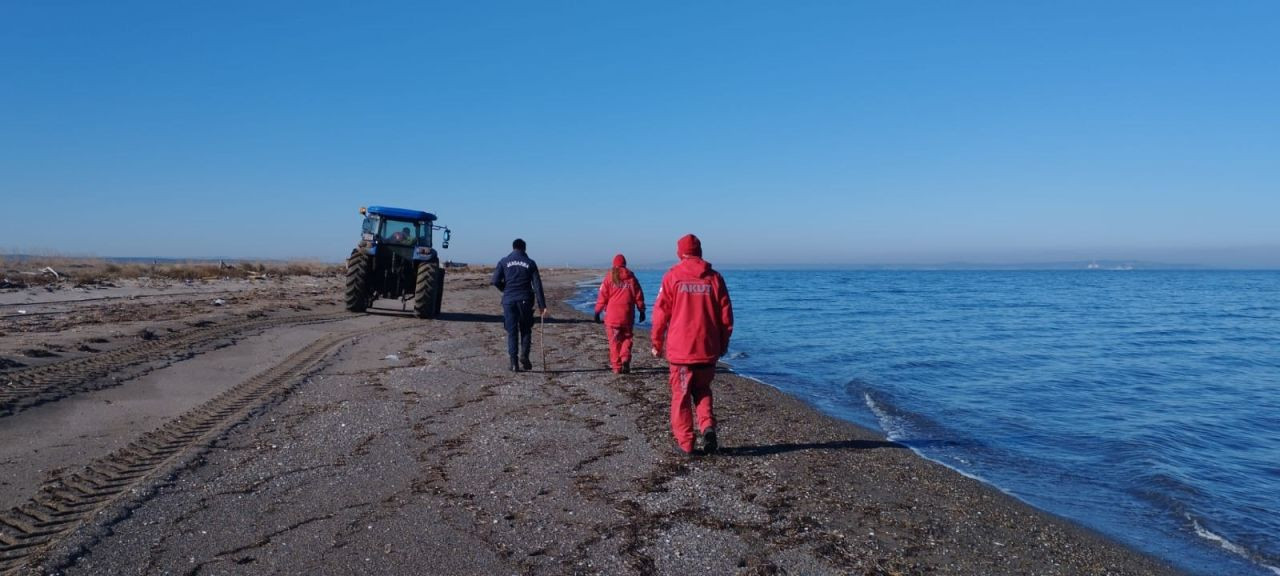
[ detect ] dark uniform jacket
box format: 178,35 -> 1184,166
492,250 -> 546,308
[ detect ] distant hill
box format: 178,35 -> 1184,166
839,260 -> 1205,271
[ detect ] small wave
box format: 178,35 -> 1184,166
1190,516 -> 1280,575
727,370 -> 784,392
863,392 -> 909,442
861,392 -> 1007,488
1130,470 -> 1205,512
889,359 -> 964,371
1218,312 -> 1274,320
857,388 -> 982,450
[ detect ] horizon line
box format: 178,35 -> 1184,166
4,254 -> 1279,272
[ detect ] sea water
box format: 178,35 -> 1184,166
572,269 -> 1280,576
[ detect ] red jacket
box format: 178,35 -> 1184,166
594,267 -> 645,327
651,257 -> 733,365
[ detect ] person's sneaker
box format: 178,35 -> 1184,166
701,428 -> 718,454
509,361 -> 520,372
521,358 -> 533,371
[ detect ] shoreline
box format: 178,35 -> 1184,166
10,268 -> 1181,575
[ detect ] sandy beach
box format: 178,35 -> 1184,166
0,268 -> 1180,575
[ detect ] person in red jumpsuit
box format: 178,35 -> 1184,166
594,254 -> 646,374
650,234 -> 733,455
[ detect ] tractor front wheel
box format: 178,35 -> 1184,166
414,262 -> 443,318
345,249 -> 371,312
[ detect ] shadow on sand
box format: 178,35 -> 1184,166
541,368 -> 615,375
436,311 -> 505,323
543,317 -> 593,325
368,311 -> 591,325
361,306 -> 418,318
718,439 -> 906,457
616,366 -> 733,376
362,309 -> 507,323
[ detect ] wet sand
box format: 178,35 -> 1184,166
2,269 -> 1180,575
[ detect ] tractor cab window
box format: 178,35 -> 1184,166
383,220 -> 417,245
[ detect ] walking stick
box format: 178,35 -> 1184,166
540,313 -> 547,372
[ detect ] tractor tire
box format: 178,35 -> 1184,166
414,262 -> 443,318
432,267 -> 446,315
345,249 -> 371,313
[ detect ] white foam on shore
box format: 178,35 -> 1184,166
1190,516 -> 1280,575
863,392 -> 1011,490
719,368 -> 771,387
862,392 -> 905,441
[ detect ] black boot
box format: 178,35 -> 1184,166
510,358 -> 521,372
520,338 -> 532,371
621,360 -> 631,374
701,428 -> 718,454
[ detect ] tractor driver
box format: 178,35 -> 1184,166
390,226 -> 413,244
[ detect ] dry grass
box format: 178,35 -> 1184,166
0,255 -> 341,287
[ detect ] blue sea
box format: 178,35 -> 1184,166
572,269 -> 1280,576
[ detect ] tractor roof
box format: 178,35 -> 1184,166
367,206 -> 437,222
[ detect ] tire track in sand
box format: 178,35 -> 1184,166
0,320 -> 397,574
0,312 -> 350,418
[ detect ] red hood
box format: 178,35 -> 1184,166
674,257 -> 714,279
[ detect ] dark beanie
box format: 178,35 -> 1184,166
677,234 -> 702,258
612,254 -> 626,267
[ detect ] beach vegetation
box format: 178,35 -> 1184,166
0,254 -> 342,288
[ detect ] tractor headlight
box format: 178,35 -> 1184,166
415,247 -> 435,258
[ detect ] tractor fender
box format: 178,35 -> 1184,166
412,247 -> 439,262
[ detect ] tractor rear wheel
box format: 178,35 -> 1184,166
414,262 -> 443,318
345,249 -> 371,312
433,267 -> 446,315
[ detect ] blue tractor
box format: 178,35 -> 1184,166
345,206 -> 452,318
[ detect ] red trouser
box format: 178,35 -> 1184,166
607,325 -> 634,371
668,364 -> 716,453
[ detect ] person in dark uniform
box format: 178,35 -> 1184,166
492,238 -> 547,371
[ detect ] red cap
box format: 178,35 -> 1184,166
612,254 -> 626,267
677,234 -> 702,258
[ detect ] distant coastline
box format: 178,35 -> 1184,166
634,260 -> 1278,271
716,260 -> 1202,271
6,254 -> 1278,272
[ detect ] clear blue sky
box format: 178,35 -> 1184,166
3,1 -> 1278,267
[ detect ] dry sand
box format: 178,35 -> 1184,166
0,269 -> 1180,575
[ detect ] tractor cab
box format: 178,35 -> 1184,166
361,206 -> 451,256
